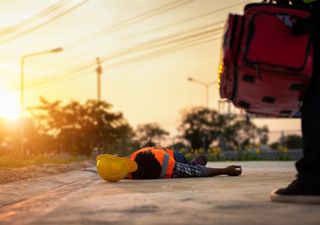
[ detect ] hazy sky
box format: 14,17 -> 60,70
0,0 -> 300,140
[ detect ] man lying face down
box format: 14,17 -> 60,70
126,146 -> 242,179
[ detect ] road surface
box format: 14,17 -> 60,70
0,161 -> 319,225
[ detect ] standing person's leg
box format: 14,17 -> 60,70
296,64 -> 320,190
271,39 -> 320,204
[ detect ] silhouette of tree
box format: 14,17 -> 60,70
29,98 -> 134,156
178,107 -> 222,152
256,125 -> 269,145
135,123 -> 169,147
178,107 -> 261,152
231,118 -> 257,150
285,134 -> 303,149
217,114 -> 238,150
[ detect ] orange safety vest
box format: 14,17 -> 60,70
128,146 -> 175,178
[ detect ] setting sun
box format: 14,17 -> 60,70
0,87 -> 20,120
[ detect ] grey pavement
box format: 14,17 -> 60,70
0,161 -> 319,225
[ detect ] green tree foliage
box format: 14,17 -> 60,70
270,141 -> 280,151
178,107 -> 222,152
270,134 -> 302,151
135,123 -> 169,147
29,98 -> 134,156
178,107 -> 264,151
215,114 -> 259,151
285,134 -> 303,149
230,116 -> 257,150
256,125 -> 269,145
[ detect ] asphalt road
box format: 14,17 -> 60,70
0,161 -> 319,225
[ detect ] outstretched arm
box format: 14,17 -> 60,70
172,163 -> 242,178
206,165 -> 242,177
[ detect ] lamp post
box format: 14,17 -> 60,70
20,47 -> 63,153
188,77 -> 218,108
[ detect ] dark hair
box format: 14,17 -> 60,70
131,150 -> 161,179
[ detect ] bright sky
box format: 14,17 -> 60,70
0,0 -> 300,140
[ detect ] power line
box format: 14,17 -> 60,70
44,20 -> 224,79
63,20 -> 225,67
64,0 -> 249,53
51,1 -> 249,73
25,27 -> 223,88
8,0 -> 196,78
0,0 -> 89,44
23,23 -> 223,88
27,23 -> 222,86
106,34 -> 221,70
11,1 -> 251,89
98,23 -> 223,62
19,0 -> 246,79
0,0 -> 70,36
65,0 -> 194,49
25,35 -> 219,89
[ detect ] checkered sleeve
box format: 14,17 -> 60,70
172,162 -> 208,178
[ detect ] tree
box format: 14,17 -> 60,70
232,117 -> 257,150
285,134 -> 303,149
217,114 -> 238,150
178,107 -> 261,152
135,123 -> 169,147
269,134 -> 302,151
270,141 -> 280,151
256,125 -> 269,145
178,107 -> 222,152
29,98 -> 134,156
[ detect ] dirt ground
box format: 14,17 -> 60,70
0,161 -> 93,184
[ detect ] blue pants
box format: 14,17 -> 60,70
173,151 -> 189,164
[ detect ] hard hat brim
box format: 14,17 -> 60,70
122,157 -> 138,173
96,154 -> 138,173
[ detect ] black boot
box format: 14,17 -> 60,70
270,178 -> 320,204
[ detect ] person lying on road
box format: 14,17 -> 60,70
126,146 -> 242,179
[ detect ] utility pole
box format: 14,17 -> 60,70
96,57 -> 102,101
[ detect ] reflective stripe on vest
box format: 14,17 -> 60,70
160,152 -> 170,178
128,147 -> 175,178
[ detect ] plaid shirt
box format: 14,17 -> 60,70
172,162 -> 205,178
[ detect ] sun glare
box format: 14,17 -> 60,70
0,87 -> 20,121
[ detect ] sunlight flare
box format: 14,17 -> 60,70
0,87 -> 20,120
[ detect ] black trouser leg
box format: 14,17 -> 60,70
296,43 -> 320,189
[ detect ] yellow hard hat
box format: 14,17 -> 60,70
96,154 -> 137,182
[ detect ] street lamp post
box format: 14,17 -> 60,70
20,47 -> 63,118
188,77 -> 218,108
20,47 -> 63,153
